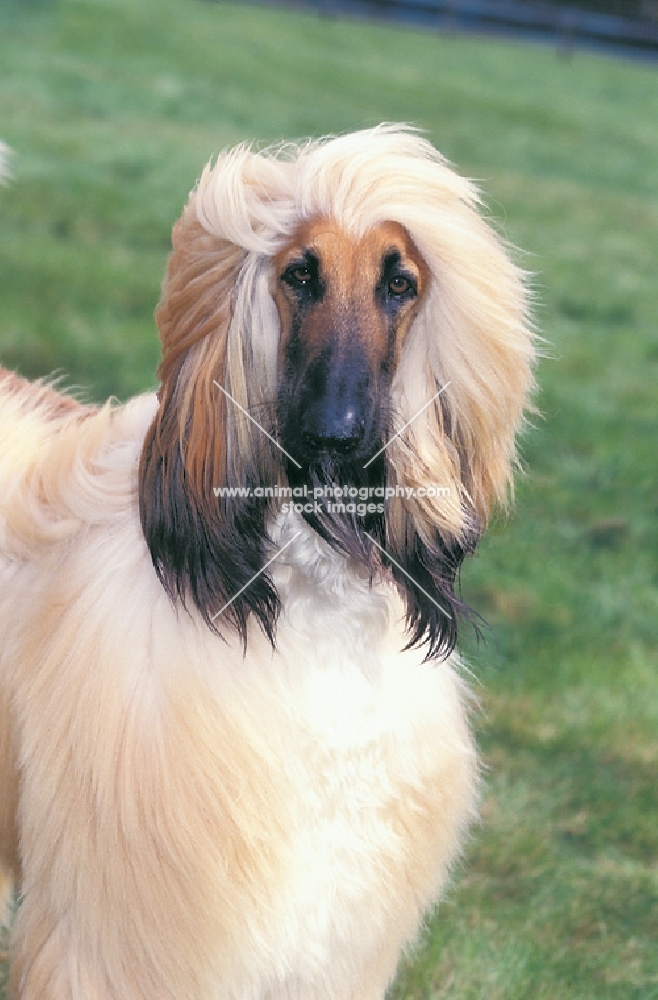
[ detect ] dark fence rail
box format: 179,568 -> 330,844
267,0 -> 658,57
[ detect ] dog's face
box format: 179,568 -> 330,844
273,218 -> 430,555
139,128 -> 534,657
274,218 -> 428,467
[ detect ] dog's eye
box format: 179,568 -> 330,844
388,275 -> 415,297
285,265 -> 313,287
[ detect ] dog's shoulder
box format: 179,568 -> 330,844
0,373 -> 157,560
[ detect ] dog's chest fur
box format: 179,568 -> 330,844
192,609 -> 475,997
163,530 -> 476,995
1,402 -> 476,998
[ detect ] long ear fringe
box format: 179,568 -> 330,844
139,429 -> 280,645
371,480 -> 482,660
392,234 -> 535,530
380,193 -> 534,655
139,200 -> 282,646
399,536 -> 479,661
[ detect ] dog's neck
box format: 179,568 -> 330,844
268,511 -> 392,636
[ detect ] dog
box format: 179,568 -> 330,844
0,126 -> 534,999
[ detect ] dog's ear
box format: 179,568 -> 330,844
377,417 -> 478,659
138,200 -> 280,645
382,210 -> 535,658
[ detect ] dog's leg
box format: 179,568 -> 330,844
9,913 -> 134,1000
9,913 -> 72,1000
353,950 -> 410,1000
0,683 -> 19,937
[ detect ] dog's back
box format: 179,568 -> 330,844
0,375 -> 95,906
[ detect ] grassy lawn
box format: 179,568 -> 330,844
1,0 -> 657,996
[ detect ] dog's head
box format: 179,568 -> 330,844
139,126 -> 535,657
274,217 -> 427,461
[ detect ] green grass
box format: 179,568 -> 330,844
1,0 -> 657,996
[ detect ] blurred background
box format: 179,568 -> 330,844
0,0 -> 656,997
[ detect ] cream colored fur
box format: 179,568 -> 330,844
191,126 -> 533,537
0,386 -> 476,999
0,126 -> 533,999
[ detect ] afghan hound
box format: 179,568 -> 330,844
0,126 -> 534,999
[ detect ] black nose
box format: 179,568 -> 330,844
293,349 -> 373,457
301,401 -> 366,455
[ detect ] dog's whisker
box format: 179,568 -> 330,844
363,381 -> 452,469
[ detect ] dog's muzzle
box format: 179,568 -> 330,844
296,351 -> 375,460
